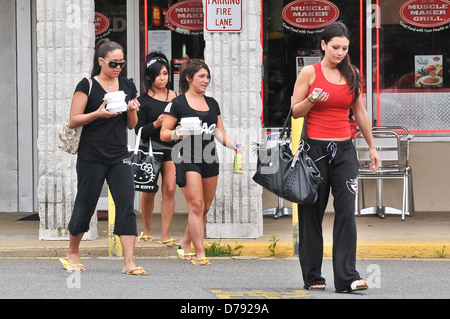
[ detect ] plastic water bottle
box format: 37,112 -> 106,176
233,144 -> 243,174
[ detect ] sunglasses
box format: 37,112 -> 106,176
100,57 -> 127,69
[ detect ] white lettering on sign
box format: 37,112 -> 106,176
399,0 -> 450,28
205,0 -> 243,32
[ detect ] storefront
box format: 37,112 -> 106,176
264,0 -> 450,137
93,0 -> 450,137
3,0 -> 448,240
264,0 -> 450,219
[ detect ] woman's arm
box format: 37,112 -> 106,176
161,114 -> 182,142
291,65 -> 328,118
69,91 -> 118,128
214,115 -> 237,150
126,99 -> 140,130
353,95 -> 380,172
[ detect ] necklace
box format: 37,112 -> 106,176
99,76 -> 116,91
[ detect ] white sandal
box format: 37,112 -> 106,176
349,279 -> 368,291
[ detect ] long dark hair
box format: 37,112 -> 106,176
321,22 -> 362,105
179,55 -> 210,94
144,51 -> 170,95
91,39 -> 124,77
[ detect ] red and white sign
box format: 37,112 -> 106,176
167,0 -> 204,31
205,0 -> 243,32
282,0 -> 340,30
400,0 -> 450,28
94,12 -> 110,36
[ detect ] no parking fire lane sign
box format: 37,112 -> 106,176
205,0 -> 243,32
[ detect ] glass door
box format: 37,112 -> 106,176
139,0 -> 206,94
263,0 -> 366,127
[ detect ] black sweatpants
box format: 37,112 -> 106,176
68,159 -> 137,237
298,138 -> 361,292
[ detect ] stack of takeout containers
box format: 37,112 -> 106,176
180,117 -> 202,135
104,91 -> 128,113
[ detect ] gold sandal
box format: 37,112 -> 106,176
59,258 -> 86,271
191,257 -> 211,266
159,238 -> 179,247
123,266 -> 147,276
137,232 -> 153,242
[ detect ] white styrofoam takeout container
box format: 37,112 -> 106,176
106,100 -> 128,113
104,91 -> 127,103
180,117 -> 201,128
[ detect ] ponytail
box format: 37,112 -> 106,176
91,38 -> 124,78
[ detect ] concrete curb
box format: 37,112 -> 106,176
1,241 -> 449,259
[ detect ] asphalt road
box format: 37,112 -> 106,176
0,257 -> 448,316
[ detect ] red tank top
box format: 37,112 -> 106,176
306,63 -> 353,139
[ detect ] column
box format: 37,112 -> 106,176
37,0 -> 96,240
204,0 -> 264,238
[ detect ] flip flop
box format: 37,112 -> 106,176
177,249 -> 196,260
59,258 -> 86,271
348,279 -> 368,292
191,257 -> 211,266
307,284 -> 326,291
137,232 -> 153,243
159,238 -> 179,247
123,266 -> 147,276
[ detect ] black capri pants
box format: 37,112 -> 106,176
68,159 -> 137,237
298,138 -> 361,292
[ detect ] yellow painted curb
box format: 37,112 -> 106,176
221,242 -> 449,259
324,242 -> 450,259
232,243 -> 294,258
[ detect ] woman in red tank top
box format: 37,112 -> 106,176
291,22 -> 380,293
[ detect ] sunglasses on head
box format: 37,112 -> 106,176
146,57 -> 168,69
100,57 -> 127,69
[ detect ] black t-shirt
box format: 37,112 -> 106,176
74,77 -> 137,164
164,94 -> 221,163
136,93 -> 175,150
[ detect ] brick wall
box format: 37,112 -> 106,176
37,0 -> 96,240
204,0 -> 264,238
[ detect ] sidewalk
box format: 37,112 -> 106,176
0,211 -> 449,258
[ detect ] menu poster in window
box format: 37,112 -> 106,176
415,55 -> 443,88
296,56 -> 322,76
148,30 -> 172,61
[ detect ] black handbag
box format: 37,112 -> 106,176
252,107 -> 323,205
125,128 -> 163,193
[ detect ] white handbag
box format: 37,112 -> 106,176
57,78 -> 92,154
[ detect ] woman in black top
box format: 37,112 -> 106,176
161,57 -> 240,265
60,39 -> 146,275
135,52 -> 178,246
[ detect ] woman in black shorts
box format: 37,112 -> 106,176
161,57 -> 240,265
135,52 -> 178,246
60,39 -> 146,275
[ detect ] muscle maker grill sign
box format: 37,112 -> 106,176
400,0 -> 450,28
167,0 -> 204,32
282,0 -> 339,30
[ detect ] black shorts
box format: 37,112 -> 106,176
175,161 -> 220,188
154,148 -> 172,162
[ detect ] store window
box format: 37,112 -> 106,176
264,0 -> 450,137
263,0 -> 364,127
95,0 -> 129,76
139,0 -> 206,93
373,0 -> 450,137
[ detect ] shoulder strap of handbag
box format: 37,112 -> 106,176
278,106 -> 307,142
134,127 -> 153,156
87,78 -> 93,96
